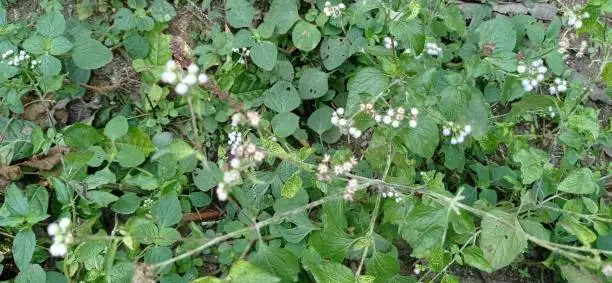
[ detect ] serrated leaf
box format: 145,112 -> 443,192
150,0 -> 176,22
116,144 -> 145,167
292,21 -> 321,51
50,36 -> 73,55
263,81 -> 300,112
281,172 -> 302,199
264,0 -> 299,35
250,41 -> 277,71
348,67 -> 389,97
14,264 -> 46,283
557,168 -> 598,194
193,162 -> 223,191
479,210 -> 527,270
272,112 -> 299,138
104,116 -> 129,141
401,116 -> 439,159
151,195 -> 182,227
307,106 -> 334,135
320,37 -> 350,70
13,228 -> 35,271
401,204 -> 448,257
251,246 -> 300,282
298,68 -> 328,99
72,37 -> 112,70
461,246 -> 493,273
225,0 -> 255,28
39,54 -> 61,77
366,252 -> 400,282
227,260 -> 281,283
36,12 -> 65,37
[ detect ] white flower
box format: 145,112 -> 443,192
409,120 -> 417,128
187,64 -> 199,74
557,84 -> 567,92
336,108 -> 344,115
391,120 -> 400,128
456,135 -> 465,143
223,170 -> 240,183
325,1 -> 331,6
554,77 -> 561,84
536,74 -> 544,81
49,242 -> 68,257
532,59 -> 543,67
198,74 -> 209,84
410,107 -> 419,115
574,20 -> 582,29
442,128 -> 451,136
382,116 -> 392,125
374,115 -> 382,123
230,158 -> 241,168
246,111 -> 260,127
352,130 -> 362,138
161,71 -> 177,84
216,186 -> 228,201
253,151 -> 265,162
602,263 -> 612,277
165,60 -> 176,71
338,118 -> 347,126
59,218 -> 71,230
450,138 -> 457,145
183,74 -> 198,86
331,116 -> 339,125
237,58 -> 246,64
464,125 -> 472,134
175,83 -> 189,95
530,79 -> 538,87
338,3 -> 345,9
517,65 -> 526,73
537,66 -> 547,74
323,7 -> 331,16
47,223 -> 59,236
549,86 -> 557,94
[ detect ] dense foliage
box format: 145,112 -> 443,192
0,0 -> 611,282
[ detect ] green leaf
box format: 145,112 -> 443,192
22,35 -> 47,55
560,265 -> 602,283
104,116 -> 129,141
150,0 -> 176,22
320,37 -> 350,70
443,5 -> 466,35
479,209 -> 528,270
557,168 -> 598,195
560,217 -> 597,245
36,12 -> 65,37
519,219 -> 550,241
225,0 -> 255,28
115,144 -> 145,168
111,193 -> 141,214
6,184 -> 29,216
512,147 -> 550,184
193,162 -> 224,191
226,260 -> 280,283
505,95 -> 556,122
123,35 -> 149,59
401,116 -> 439,159
87,191 -> 119,207
15,264 -> 46,283
151,195 -> 182,227
39,54 -> 61,77
114,8 -> 134,31
251,246 -> 300,282
84,168 -> 116,190
250,41 -> 277,71
602,62 -> 612,87
461,246 -> 493,273
272,112 -> 299,138
263,81 -> 300,112
526,22 -> 545,46
128,0 -> 147,9
476,17 -> 516,54
264,0 -> 299,35
116,127 -> 156,156
281,172 -> 302,198
307,106 -> 334,135
49,36 -> 73,55
292,21 -> 321,51
13,228 -> 35,271
348,67 -> 389,97
298,68 -> 328,99
72,37 -> 113,70
401,204 -> 448,257
366,252 -> 400,282
307,262 -> 356,283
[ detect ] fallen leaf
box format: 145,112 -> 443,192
20,145 -> 71,170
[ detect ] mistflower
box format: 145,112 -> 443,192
443,122 -> 472,145
317,155 -> 332,181
602,263 -> 612,277
223,170 -> 240,184
331,108 -> 361,138
548,106 -> 556,118
160,60 -> 209,95
230,158 -> 241,169
549,77 -> 568,95
413,264 -> 423,275
323,1 -> 346,18
187,64 -> 199,74
342,179 -> 359,201
518,59 -> 547,92
383,37 -> 398,49
216,183 -> 228,201
2,49 -> 35,68
175,83 -> 189,95
245,111 -> 260,127
198,74 -> 209,84
48,218 -> 73,257
382,190 -> 402,202
425,43 -> 442,56
566,11 -> 585,29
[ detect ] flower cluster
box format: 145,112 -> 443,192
229,141 -> 266,169
382,190 -> 402,203
331,108 -> 362,138
216,170 -> 241,201
316,154 -> 358,181
47,218 -> 74,257
565,11 -> 589,29
425,43 -> 442,56
442,122 -> 472,145
323,1 -> 346,18
549,78 -> 568,95
383,37 -> 398,49
2,49 -> 40,68
517,59 -> 547,91
342,179 -> 359,201
365,104 -> 418,128
233,47 -> 251,65
160,60 -> 209,95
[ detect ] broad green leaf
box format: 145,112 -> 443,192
479,210 -> 528,270
401,204 -> 448,257
557,168 -> 598,194
74,241 -> 105,263
15,264 -> 46,283
36,12 -> 65,37
263,81 -> 300,112
512,147 -> 550,184
123,35 -> 149,59
443,5 -> 466,35
111,193 -> 141,214
461,246 -> 493,273
307,106 -> 334,135
560,217 -> 597,245
348,67 -> 389,97
22,35 -> 47,55
298,68 -> 328,99
6,184 -> 29,216
476,17 -> 516,54
150,0 -> 176,22
127,0 -> 147,9
560,265 -> 603,283
116,127 -> 156,156
272,112 -> 299,138
226,260 -> 280,283
225,0 -> 255,28
251,246 -> 300,282
292,21 -> 321,51
505,95 -> 556,122
88,191 -> 119,207
151,195 -> 182,227
104,116 -> 129,141
401,116 -> 439,159
307,262 -> 356,283
115,144 -> 145,168
264,0 -> 299,35
124,173 -> 158,191
281,172 -> 302,198
320,37 -> 350,70
72,37 -> 113,70
193,162 -> 224,191
366,252 -> 400,282
13,228 -> 35,271
250,41 -> 277,71
84,168 -> 116,190
49,36 -> 73,55
114,8 -> 134,31
39,54 -> 61,77
519,219 -> 550,241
